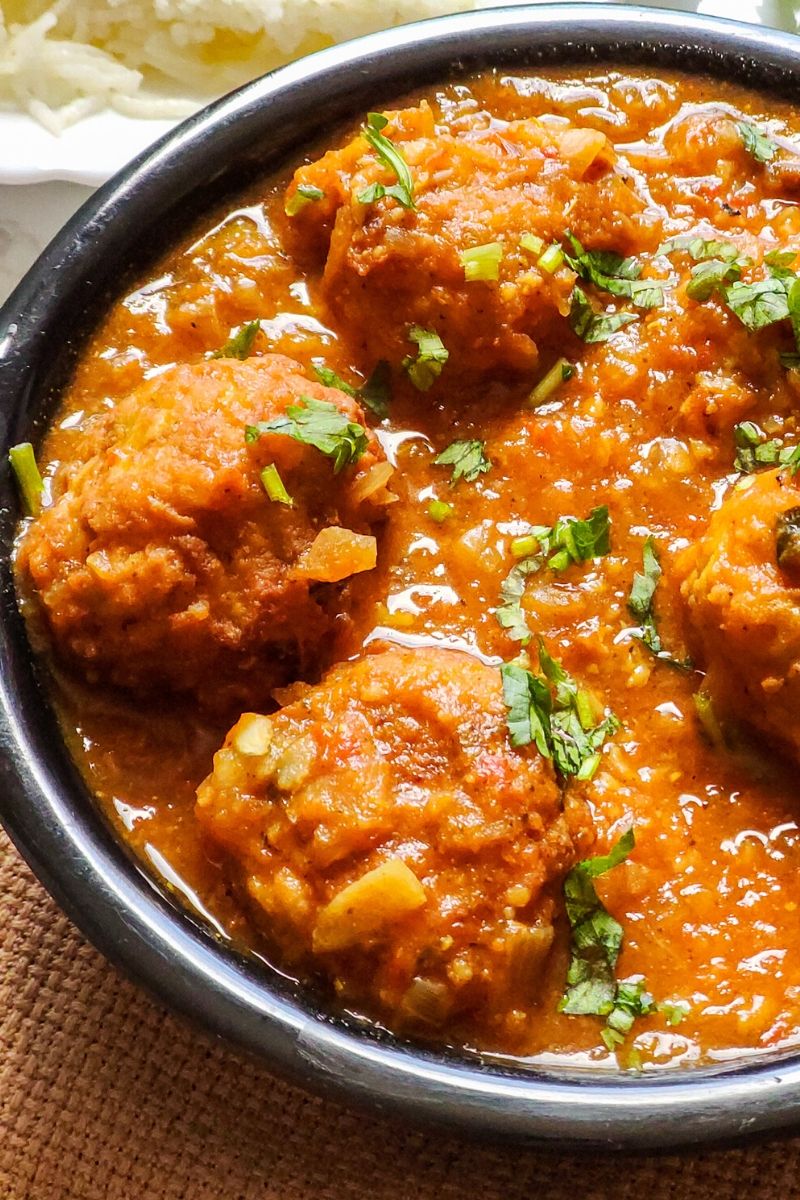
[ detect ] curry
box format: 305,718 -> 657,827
14,67 -> 800,1072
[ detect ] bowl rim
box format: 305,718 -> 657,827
4,1 -> 800,1149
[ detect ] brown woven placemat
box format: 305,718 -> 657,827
2,828 -> 798,1200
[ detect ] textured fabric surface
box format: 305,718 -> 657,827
1,828 -> 798,1200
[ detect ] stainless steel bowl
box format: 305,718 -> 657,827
2,3 -> 800,1148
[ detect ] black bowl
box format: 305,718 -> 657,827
3,2 -> 800,1150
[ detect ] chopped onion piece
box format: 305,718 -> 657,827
295,526 -> 377,582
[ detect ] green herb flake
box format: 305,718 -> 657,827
211,320 -> 261,361
776,506 -> 800,571
402,325 -> 448,391
357,112 -> 416,210
501,639 -> 620,780
627,536 -> 693,670
559,828 -> 634,1019
738,120 -> 780,164
358,360 -> 392,418
260,463 -> 293,506
602,978 -> 656,1050
434,439 -> 490,486
529,357 -> 574,407
686,257 -> 742,301
496,507 -> 610,644
569,285 -> 638,344
460,241 -> 503,282
313,360 -> 392,419
284,184 -> 325,217
9,442 -> 44,517
245,396 -> 368,473
427,499 -> 453,523
661,1000 -> 689,1027
565,232 -> 662,309
724,277 -> 791,330
733,421 -> 800,475
657,235 -> 740,263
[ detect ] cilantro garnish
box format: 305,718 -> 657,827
434,439 -> 490,485
402,326 -> 448,391
312,360 -> 391,419
627,537 -> 693,671
733,421 -> 800,474
686,257 -> 742,301
211,320 -> 261,360
724,277 -> 791,329
559,828 -> 634,1019
602,978 -> 656,1050
738,120 -> 780,164
569,285 -> 638,343
564,232 -> 662,309
357,112 -> 416,210
496,507 -> 610,644
776,507 -> 800,571
501,639 -> 619,780
284,184 -> 325,217
245,396 -> 368,473
657,235 -> 741,263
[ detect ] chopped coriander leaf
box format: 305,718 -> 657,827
435,439 -> 490,485
537,242 -> 565,274
460,241 -> 503,282
627,536 -> 693,670
602,978 -> 656,1050
358,360 -> 392,418
661,1000 -> 689,1027
686,257 -> 742,301
427,499 -> 453,523
402,325 -> 448,391
776,507 -> 800,570
724,277 -> 790,330
564,232 -> 662,309
358,112 -> 416,210
284,184 -> 325,217
569,285 -> 638,343
529,357 -> 574,406
312,359 -> 392,419
559,828 -> 634,1018
312,363 -> 356,397
260,464 -> 293,506
501,639 -> 619,779
9,442 -> 44,517
765,248 -> 797,269
211,320 -> 261,360
738,120 -> 780,164
245,396 -> 368,473
520,232 -> 544,256
496,507 -> 611,643
733,421 -> 800,475
496,557 -> 542,644
657,235 -> 740,263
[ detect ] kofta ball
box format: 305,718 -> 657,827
285,102 -> 654,381
17,354 -> 391,706
679,466 -> 800,762
196,647 -> 586,1041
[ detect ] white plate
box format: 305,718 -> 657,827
0,109 -> 179,187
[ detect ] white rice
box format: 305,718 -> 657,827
0,0 -> 482,134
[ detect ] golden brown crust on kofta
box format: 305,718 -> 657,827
196,647 -> 588,1043
17,354 -> 389,706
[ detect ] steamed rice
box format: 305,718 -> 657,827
0,0 -> 482,134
